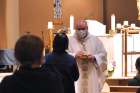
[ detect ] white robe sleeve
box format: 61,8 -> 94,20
94,37 -> 107,69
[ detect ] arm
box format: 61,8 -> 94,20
94,37 -> 107,72
67,43 -> 76,57
67,35 -> 78,57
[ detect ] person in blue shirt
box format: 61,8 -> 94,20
45,32 -> 79,93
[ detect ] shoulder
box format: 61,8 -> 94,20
64,52 -> 75,60
64,53 -> 77,65
68,35 -> 77,41
128,76 -> 140,86
88,34 -> 100,40
0,75 -> 16,89
46,53 -> 53,57
88,34 -> 103,44
65,52 -> 74,57
1,75 -> 15,83
45,53 -> 54,62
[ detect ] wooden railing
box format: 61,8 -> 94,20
110,86 -> 140,92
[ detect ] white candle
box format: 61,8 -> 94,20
116,23 -> 121,29
130,23 -> 136,28
123,21 -> 128,26
70,15 -> 74,31
48,21 -> 53,29
111,14 -> 115,31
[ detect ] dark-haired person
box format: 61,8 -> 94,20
0,34 -> 64,93
128,57 -> 140,86
68,20 -> 107,93
45,33 -> 79,93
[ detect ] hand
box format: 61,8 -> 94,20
75,51 -> 84,59
87,54 -> 95,62
75,51 -> 89,62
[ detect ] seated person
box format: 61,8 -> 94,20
128,57 -> 140,86
45,32 -> 79,93
0,34 -> 64,93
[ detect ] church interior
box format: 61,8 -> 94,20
1,0 -> 140,93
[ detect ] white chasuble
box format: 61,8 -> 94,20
68,34 -> 107,93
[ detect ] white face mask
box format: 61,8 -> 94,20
76,29 -> 88,40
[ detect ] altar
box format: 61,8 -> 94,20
84,20 -> 140,77
98,33 -> 140,77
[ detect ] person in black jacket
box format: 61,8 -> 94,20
45,32 -> 79,93
0,34 -> 64,93
128,57 -> 140,86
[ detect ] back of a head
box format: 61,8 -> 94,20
15,34 -> 44,65
135,57 -> 140,72
53,33 -> 68,53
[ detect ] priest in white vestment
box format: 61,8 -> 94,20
68,20 -> 107,93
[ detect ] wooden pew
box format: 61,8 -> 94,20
110,86 -> 140,92
106,77 -> 133,86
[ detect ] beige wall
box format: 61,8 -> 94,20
0,0 -> 19,49
104,0 -> 139,31
19,0 -> 103,36
0,0 -> 103,48
0,0 -> 7,48
62,0 -> 103,26
0,0 -> 139,48
19,0 -> 53,37
6,0 -> 19,48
